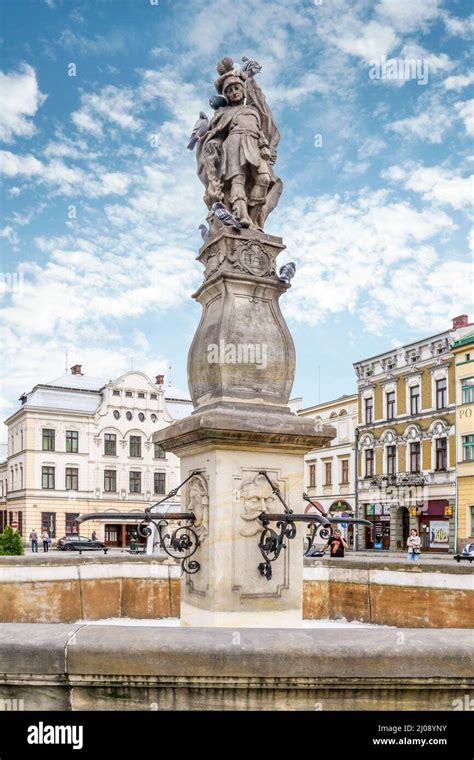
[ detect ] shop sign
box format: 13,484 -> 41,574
429,520 -> 449,548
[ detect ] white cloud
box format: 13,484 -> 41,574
71,85 -> 142,137
442,12 -> 474,39
375,0 -> 441,33
0,64 -> 47,143
455,99 -> 474,137
443,71 -> 474,91
387,99 -> 453,143
273,189 -> 462,335
383,164 -> 473,210
0,226 -> 19,246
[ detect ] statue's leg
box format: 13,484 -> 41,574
248,172 -> 271,228
229,175 -> 252,228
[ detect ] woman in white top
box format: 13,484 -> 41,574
407,528 -> 421,561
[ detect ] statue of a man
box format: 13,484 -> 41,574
196,58 -> 282,231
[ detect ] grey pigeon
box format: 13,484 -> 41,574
212,202 -> 243,229
209,95 -> 228,110
199,223 -> 210,241
241,56 -> 262,76
278,262 -> 296,284
187,111 -> 209,150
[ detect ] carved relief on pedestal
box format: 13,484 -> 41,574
200,234 -> 277,281
186,473 -> 209,541
238,471 -> 277,537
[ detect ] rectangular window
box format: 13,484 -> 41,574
386,391 -> 395,420
150,393 -> 157,399
365,449 -> 374,477
154,443 -> 165,459
104,469 -> 117,492
65,467 -> 79,490
436,377 -> 447,409
154,472 -> 166,495
410,442 -> 420,473
138,392 -> 145,399
410,385 -> 420,415
113,390 -> 121,396
462,435 -> 474,462
41,512 -> 56,538
42,429 -> 55,451
125,391 -> 133,397
308,463 -> 316,488
462,378 -> 474,405
324,462 -> 332,486
130,471 -> 141,493
341,459 -> 349,484
386,445 -> 396,475
365,397 -> 373,424
41,466 -> 55,489
129,436 -> 141,457
66,430 -> 78,453
435,438 -> 447,471
65,513 -> 79,535
104,433 -> 117,456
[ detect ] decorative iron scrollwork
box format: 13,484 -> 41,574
256,471 -> 373,581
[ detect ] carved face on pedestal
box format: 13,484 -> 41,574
225,82 -> 245,105
239,473 -> 276,537
187,474 -> 209,540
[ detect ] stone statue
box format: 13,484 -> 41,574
195,56 -> 282,232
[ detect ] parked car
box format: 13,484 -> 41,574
454,544 -> 474,563
57,535 -> 108,554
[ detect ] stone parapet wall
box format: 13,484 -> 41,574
0,624 -> 472,711
0,555 -> 472,628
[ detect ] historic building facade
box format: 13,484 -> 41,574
453,331 -> 474,551
354,315 -> 472,553
299,394 -> 358,547
0,366 -> 192,547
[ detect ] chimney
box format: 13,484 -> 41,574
71,364 -> 83,376
452,315 -> 469,330
156,374 -> 164,385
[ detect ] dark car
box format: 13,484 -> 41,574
57,535 -> 108,554
454,544 -> 474,563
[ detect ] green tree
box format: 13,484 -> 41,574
0,525 -> 24,555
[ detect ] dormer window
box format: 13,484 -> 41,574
125,391 -> 133,398
113,390 -> 120,396
138,392 -> 145,399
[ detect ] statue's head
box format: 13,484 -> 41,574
223,79 -> 245,104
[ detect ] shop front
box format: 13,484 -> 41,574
416,500 -> 453,553
364,502 -> 390,550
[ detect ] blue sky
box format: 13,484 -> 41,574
0,0 -> 472,439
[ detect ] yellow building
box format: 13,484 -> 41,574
353,315 -> 472,553
453,332 -> 474,551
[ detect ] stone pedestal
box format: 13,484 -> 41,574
154,408 -> 333,627
153,227 -> 335,626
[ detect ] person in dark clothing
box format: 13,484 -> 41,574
320,528 -> 348,558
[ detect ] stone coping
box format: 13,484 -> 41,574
0,624 -> 472,679
0,553 -> 470,574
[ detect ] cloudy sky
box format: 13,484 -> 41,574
0,0 -> 472,440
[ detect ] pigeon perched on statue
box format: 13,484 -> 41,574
211,202 -> 243,229
199,223 -> 210,241
278,262 -> 296,284
209,94 -> 228,110
187,112 -> 209,150
241,56 -> 262,76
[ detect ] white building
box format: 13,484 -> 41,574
298,394 -> 358,547
0,365 -> 192,547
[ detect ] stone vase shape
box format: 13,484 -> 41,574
188,227 -> 295,413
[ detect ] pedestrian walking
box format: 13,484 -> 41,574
91,530 -> 97,541
319,528 -> 349,558
29,528 -> 38,553
42,529 -> 50,552
407,528 -> 421,561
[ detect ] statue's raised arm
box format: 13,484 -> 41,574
192,56 -> 283,232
